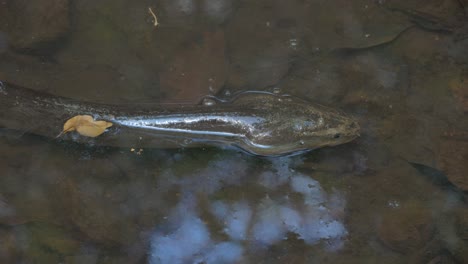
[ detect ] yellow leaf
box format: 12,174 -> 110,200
62,115 -> 113,138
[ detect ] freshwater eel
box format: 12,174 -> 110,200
0,81 -> 360,156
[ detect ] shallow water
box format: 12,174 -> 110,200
1,0 -> 468,263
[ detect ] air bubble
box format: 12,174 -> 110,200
0,81 -> 6,95
202,98 -> 216,106
272,87 -> 281,94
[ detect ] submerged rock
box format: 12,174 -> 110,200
449,76 -> 468,113
437,131 -> 468,191
455,208 -> 468,240
377,206 -> 434,253
159,30 -> 227,103
446,208 -> 468,263
0,228 -> 18,263
0,0 -> 70,52
57,171 -> 140,246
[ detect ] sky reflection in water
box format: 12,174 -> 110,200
149,156 -> 347,263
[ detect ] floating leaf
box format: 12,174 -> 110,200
61,115 -> 113,137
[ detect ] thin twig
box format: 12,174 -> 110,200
148,7 -> 159,27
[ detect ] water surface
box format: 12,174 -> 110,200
1,0 -> 468,263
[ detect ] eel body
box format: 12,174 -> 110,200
0,81 -> 359,156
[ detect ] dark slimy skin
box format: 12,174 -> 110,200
0,81 -> 360,156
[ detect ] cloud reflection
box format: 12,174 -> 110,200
150,214 -> 210,263
211,201 -> 252,241
149,156 -> 347,263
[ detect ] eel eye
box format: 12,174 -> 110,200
333,133 -> 341,139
